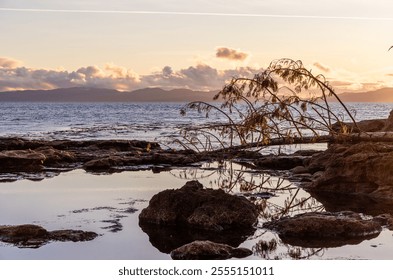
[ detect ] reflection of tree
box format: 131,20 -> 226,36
252,237 -> 325,260
170,161 -> 324,221
170,161 -> 329,259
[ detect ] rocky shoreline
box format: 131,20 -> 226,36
3,112 -> 393,259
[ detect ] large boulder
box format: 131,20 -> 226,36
139,181 -> 258,232
263,211 -> 382,248
305,142 -> 393,198
170,240 -> 252,260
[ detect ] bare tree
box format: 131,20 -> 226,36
179,58 -> 359,152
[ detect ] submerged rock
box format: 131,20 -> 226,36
0,224 -> 98,248
170,240 -> 252,260
139,180 -> 258,231
263,211 -> 381,248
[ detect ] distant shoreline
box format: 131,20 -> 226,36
1,86 -> 393,103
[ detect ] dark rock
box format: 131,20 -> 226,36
264,211 -> 381,248
170,240 -> 252,260
254,155 -> 304,170
0,150 -> 46,172
139,180 -> 258,231
305,142 -> 393,198
0,224 -> 98,248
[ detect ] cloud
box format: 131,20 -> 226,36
0,57 -> 260,92
0,57 -> 23,68
313,62 -> 330,73
216,47 -> 249,61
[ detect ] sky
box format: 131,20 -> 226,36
0,0 -> 393,93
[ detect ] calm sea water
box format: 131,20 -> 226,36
0,102 -> 392,141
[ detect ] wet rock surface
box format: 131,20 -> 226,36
0,224 -> 98,248
170,240 -> 252,260
139,180 -> 258,231
263,211 -> 382,248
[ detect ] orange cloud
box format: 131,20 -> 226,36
216,47 -> 248,61
0,57 -> 22,68
313,62 -> 330,73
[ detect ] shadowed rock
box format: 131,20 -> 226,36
305,142 -> 393,199
170,240 -> 252,260
0,224 -> 98,248
139,181 -> 258,231
263,211 -> 381,248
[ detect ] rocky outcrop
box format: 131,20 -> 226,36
264,211 -> 382,248
0,224 -> 98,248
139,181 -> 258,231
170,240 -> 252,260
305,142 -> 393,198
0,137 -> 203,181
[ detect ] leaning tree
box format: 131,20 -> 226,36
178,58 -> 360,152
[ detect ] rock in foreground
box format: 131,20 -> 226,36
0,224 -> 98,248
170,240 -> 252,260
264,211 -> 382,248
139,181 -> 258,231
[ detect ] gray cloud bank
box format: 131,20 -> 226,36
0,57 -> 259,92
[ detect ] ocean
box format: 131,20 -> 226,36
1,102 -> 392,141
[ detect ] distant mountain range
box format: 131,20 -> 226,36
1,86 -> 393,103
0,87 -> 219,102
332,87 -> 393,102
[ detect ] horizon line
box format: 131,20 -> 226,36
1,8 -> 393,21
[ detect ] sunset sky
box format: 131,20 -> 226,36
1,0 -> 393,93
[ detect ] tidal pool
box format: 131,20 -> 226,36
1,162 -> 393,260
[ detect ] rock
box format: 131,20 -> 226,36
290,166 -> 309,174
383,110 -> 393,131
263,211 -> 381,248
0,224 -> 98,248
139,181 -> 258,231
254,155 -> 304,170
305,142 -> 393,198
35,147 -> 76,165
170,240 -> 252,260
0,150 -> 46,172
373,214 -> 393,230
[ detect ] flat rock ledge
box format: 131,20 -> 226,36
263,211 -> 382,248
0,224 -> 98,248
170,240 -> 252,260
139,180 -> 258,232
